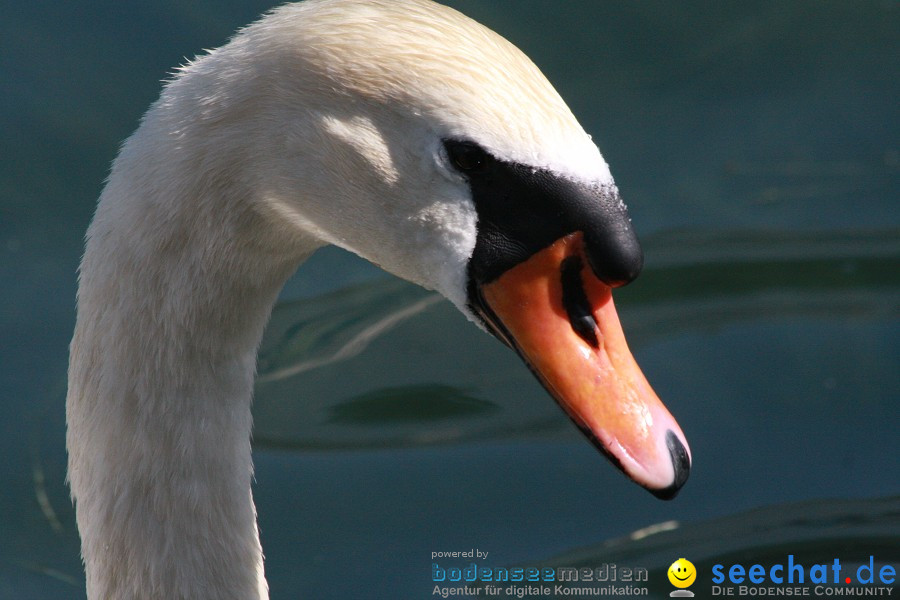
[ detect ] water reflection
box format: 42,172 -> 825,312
253,228 -> 899,450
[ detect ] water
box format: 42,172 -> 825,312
1,1 -> 897,598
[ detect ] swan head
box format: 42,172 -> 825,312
169,0 -> 690,497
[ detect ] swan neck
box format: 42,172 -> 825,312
67,115 -> 315,598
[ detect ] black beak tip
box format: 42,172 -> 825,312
649,430 -> 691,501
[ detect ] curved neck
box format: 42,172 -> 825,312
67,115 -> 317,599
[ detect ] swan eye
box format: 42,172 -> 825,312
445,140 -> 490,173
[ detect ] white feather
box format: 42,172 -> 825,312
67,1 -> 615,598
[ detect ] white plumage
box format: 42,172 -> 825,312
67,1 -> 617,598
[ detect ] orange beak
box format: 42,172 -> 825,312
476,233 -> 690,498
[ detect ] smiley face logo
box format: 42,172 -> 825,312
668,558 -> 696,588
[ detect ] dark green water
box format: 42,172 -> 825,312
1,1 -> 897,598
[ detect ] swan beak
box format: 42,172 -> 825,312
476,233 -> 691,498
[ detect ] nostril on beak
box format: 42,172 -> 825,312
650,430 -> 691,500
560,255 -> 600,348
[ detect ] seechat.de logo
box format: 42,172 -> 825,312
709,554 -> 896,597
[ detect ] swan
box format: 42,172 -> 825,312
66,0 -> 691,598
